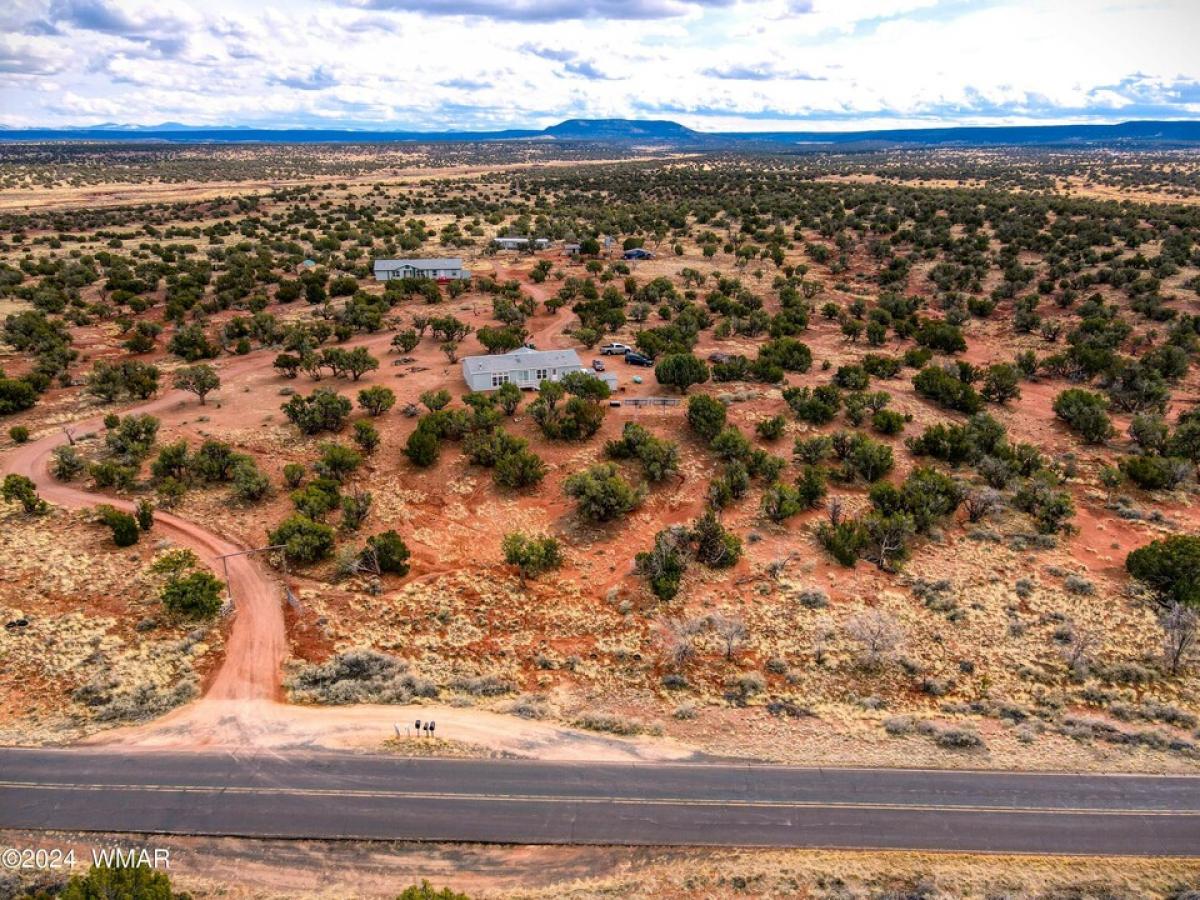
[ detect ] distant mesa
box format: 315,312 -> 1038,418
542,118 -> 701,141
3,118 -> 1200,148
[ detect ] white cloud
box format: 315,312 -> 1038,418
0,0 -> 1197,129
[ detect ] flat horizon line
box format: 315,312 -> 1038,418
4,117 -> 1200,135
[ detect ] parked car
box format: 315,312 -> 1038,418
623,248 -> 653,260
600,342 -> 632,356
708,352 -> 733,364
624,351 -> 654,367
591,359 -> 606,372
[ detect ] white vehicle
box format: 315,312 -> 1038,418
599,342 -> 632,356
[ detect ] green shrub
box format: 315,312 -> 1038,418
605,423 -> 680,482
794,464 -> 828,509
51,445 -> 86,480
61,864 -> 185,900
1012,472 -> 1075,534
832,431 -> 894,482
495,381 -> 522,415
404,425 -> 441,467
755,415 -> 786,441
315,442 -> 362,482
655,352 -> 710,393
162,570 -> 224,618
361,530 -> 411,575
396,880 -> 471,900
1119,455 -> 1190,491
862,354 -> 902,379
914,318 -> 966,353
870,467 -> 963,533
707,461 -> 750,508
981,363 -> 1021,403
357,385 -> 396,416
761,482 -> 803,522
529,378 -> 608,441
134,498 -> 154,530
231,459 -> 272,502
871,409 -> 906,435
502,532 -> 563,582
913,366 -> 982,414
168,323 -> 220,361
1126,535 -> 1200,609
188,439 -> 240,482
2,473 -> 47,514
86,359 -> 160,402
690,511 -> 742,568
783,385 -> 841,424
834,365 -> 869,391
352,419 -> 380,453
105,413 -> 160,464
0,377 -> 37,415
291,477 -> 341,520
96,505 -> 139,546
493,448 -> 547,489
635,527 -> 688,601
420,388 -> 451,411
269,514 -> 336,564
564,463 -> 644,522
686,393 -> 726,441
817,519 -> 866,566
793,434 -> 833,465
710,426 -> 753,462
1053,388 -> 1114,444
281,388 -> 352,434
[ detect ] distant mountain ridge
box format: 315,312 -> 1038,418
542,118 -> 701,140
2,118 -> 1199,148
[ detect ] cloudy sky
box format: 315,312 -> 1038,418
1,0 -> 1198,131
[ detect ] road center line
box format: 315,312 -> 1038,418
1,781 -> 1195,816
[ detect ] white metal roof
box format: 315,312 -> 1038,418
374,258 -> 464,271
461,346 -> 581,376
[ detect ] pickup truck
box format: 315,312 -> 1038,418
599,342 -> 632,356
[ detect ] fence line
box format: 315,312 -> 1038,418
621,397 -> 682,408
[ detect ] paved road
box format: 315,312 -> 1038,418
2,749 -> 1198,855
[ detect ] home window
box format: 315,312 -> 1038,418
535,368 -> 548,381
491,373 -> 509,387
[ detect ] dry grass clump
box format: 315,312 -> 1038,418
573,710 -> 652,736
287,649 -> 437,704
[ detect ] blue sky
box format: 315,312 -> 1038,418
1,0 -> 1198,130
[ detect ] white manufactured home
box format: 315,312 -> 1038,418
461,347 -> 617,392
373,258 -> 470,281
492,237 -> 551,251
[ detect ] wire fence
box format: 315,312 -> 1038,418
621,397 -> 682,408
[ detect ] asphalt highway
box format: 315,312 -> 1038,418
1,748 -> 1198,855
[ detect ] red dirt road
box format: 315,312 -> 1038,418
3,384 -> 286,702
0,292 -> 701,760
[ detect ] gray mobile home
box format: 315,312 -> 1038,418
461,347 -> 617,391
492,237 -> 551,251
373,258 -> 470,281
